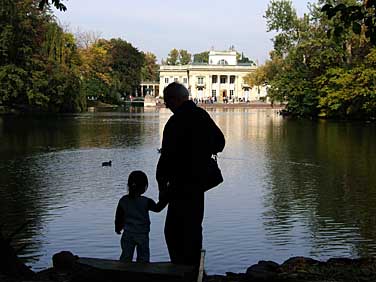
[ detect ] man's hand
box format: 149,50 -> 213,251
158,180 -> 169,192
159,190 -> 168,201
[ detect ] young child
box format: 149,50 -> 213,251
115,170 -> 167,262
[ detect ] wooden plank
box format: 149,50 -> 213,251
197,250 -> 205,282
77,257 -> 195,278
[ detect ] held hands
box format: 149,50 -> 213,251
159,190 -> 169,202
158,181 -> 172,200
157,180 -> 169,192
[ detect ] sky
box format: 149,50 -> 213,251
55,0 -> 314,64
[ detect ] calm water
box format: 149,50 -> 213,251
1,108 -> 376,275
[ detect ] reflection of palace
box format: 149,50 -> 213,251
159,50 -> 267,102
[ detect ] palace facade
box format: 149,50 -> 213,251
159,50 -> 267,102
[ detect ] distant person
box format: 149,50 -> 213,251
157,82 -> 225,268
115,170 -> 167,262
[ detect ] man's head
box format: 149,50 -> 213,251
163,82 -> 189,113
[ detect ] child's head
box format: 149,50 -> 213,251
127,170 -> 148,197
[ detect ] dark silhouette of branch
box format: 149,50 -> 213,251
38,0 -> 67,11
322,1 -> 376,45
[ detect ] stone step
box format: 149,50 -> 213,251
77,257 -> 197,282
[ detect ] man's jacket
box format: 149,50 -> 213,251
156,100 -> 225,189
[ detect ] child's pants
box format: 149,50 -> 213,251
120,231 -> 150,262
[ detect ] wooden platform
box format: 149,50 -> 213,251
77,257 -> 197,282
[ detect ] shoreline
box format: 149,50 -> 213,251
2,251 -> 376,282
1,102 -> 284,116
156,101 -> 285,110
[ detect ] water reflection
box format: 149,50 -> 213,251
0,111 -> 164,268
263,119 -> 376,260
1,109 -> 376,275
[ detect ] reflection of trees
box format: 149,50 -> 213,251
0,115 -> 88,263
0,157 -> 46,264
0,111 -> 158,265
0,110 -> 153,158
263,119 -> 376,257
0,116 -> 81,158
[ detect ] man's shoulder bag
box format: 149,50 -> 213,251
202,154 -> 223,192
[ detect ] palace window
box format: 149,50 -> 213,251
230,76 -> 235,84
218,59 -> 229,65
230,90 -> 234,97
220,76 -> 226,84
174,77 -> 178,82
183,77 -> 188,83
165,77 -> 169,83
197,77 -> 204,84
212,90 -> 216,97
212,75 -> 218,83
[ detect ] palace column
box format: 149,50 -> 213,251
218,75 -> 221,100
192,75 -> 196,99
235,75 -> 240,100
217,74 -> 221,102
206,74 -> 211,99
227,75 -> 230,99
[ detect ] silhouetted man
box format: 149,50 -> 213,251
156,82 -> 225,267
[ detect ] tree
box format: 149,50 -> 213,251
0,0 -> 85,112
38,0 -> 66,11
75,29 -> 102,49
79,39 -> 112,102
316,47 -> 376,118
0,0 -> 45,67
179,49 -> 192,65
263,0 -> 376,119
109,38 -> 144,99
166,48 -> 179,65
244,66 -> 268,89
1,0 -> 50,108
193,51 -> 209,63
165,48 -> 192,65
141,52 -> 159,81
322,0 -> 376,45
264,0 -> 300,57
237,52 -> 256,65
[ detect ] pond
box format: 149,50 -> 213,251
1,107 -> 376,275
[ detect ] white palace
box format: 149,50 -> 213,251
158,50 -> 267,102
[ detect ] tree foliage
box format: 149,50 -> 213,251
316,48 -> 376,118
237,52 -> 256,64
322,0 -> 376,45
179,49 -> 192,65
109,38 -> 144,100
38,0 -> 66,11
193,51 -> 209,63
1,0 -> 147,112
244,65 -> 267,88
141,52 -> 159,81
166,48 -> 179,65
0,0 -> 83,112
165,49 -> 192,65
261,0 -> 376,119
